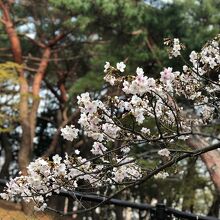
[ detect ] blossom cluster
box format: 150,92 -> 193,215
60,125 -> 79,141
158,148 -> 170,157
1,153 -> 141,211
1,35 -> 220,212
171,38 -> 181,57
164,38 -> 182,58
154,171 -> 169,179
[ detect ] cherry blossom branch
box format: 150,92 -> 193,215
45,141 -> 220,215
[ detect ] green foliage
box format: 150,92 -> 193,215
0,62 -> 19,132
50,0 -> 220,82
47,2 -> 220,213
0,62 -> 19,82
68,71 -> 104,97
0,0 -> 219,214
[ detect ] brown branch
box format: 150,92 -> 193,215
0,47 -> 10,51
23,66 -> 38,72
22,31 -> 68,49
0,0 -> 22,64
95,142 -> 220,213
47,32 -> 69,47
45,142 -> 220,215
146,35 -> 163,67
43,78 -> 63,103
53,52 -> 68,103
22,34 -> 46,48
32,47 -> 51,96
22,55 -> 81,62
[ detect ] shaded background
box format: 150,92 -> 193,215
0,0 -> 220,219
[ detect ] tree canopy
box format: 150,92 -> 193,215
0,0 -> 220,219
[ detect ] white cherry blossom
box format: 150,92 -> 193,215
116,61 -> 126,72
158,148 -> 170,157
52,155 -> 62,164
1,36 -> 220,212
104,61 -> 110,73
61,125 -> 79,141
91,142 -> 107,155
154,172 -> 169,179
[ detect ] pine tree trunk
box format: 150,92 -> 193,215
187,136 -> 220,217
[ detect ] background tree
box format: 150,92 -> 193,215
0,0 -> 220,218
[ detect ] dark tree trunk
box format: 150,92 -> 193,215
0,132 -> 12,179
187,136 -> 220,218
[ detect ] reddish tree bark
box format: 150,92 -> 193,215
187,136 -> 220,217
0,0 -> 30,175
0,1 -> 67,215
187,136 -> 220,191
0,1 -> 33,214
